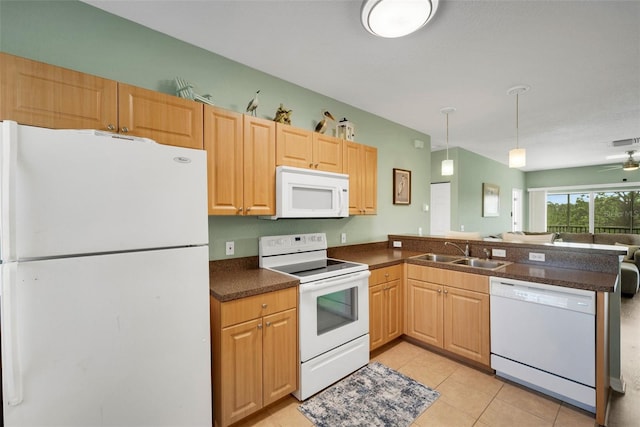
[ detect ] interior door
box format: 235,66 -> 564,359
430,182 -> 451,236
512,188 -> 523,232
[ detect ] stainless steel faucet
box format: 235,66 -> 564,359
445,241 -> 469,257
483,248 -> 491,259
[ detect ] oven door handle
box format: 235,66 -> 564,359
300,270 -> 370,292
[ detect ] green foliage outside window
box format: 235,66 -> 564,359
547,191 -> 640,234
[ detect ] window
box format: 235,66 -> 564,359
546,190 -> 640,234
547,193 -> 590,233
594,191 -> 640,234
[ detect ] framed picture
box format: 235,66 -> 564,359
393,168 -> 411,205
482,183 -> 500,217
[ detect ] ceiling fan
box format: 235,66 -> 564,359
602,150 -> 640,172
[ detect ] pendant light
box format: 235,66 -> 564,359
440,107 -> 456,176
507,85 -> 530,168
361,0 -> 440,38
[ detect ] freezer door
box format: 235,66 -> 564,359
1,246 -> 212,426
1,121 -> 207,261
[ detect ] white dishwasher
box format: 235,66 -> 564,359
490,277 -> 596,413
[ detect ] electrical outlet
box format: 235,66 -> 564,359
225,241 -> 235,256
393,241 -> 402,248
341,233 -> 347,244
529,252 -> 545,262
492,248 -> 507,258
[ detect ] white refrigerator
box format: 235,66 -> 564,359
0,121 -> 212,426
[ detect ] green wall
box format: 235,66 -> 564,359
0,0 -> 432,259
431,147 -> 526,236
526,164 -> 640,189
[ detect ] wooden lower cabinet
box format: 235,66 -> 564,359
369,265 -> 403,351
211,288 -> 298,427
405,265 -> 490,366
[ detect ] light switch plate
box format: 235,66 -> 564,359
492,248 -> 506,258
529,252 -> 545,262
393,241 -> 402,248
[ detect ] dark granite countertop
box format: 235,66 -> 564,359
210,244 -> 618,302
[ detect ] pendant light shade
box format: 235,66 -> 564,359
507,85 -> 530,169
361,0 -> 440,38
440,107 -> 456,176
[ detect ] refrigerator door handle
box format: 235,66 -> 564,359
1,120 -> 18,261
2,263 -> 24,405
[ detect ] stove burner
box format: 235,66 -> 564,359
271,258 -> 363,278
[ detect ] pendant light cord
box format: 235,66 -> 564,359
446,112 -> 450,159
516,92 -> 519,149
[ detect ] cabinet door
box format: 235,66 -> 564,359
385,279 -> 403,341
362,145 -> 378,214
118,83 -> 203,149
0,52 -> 118,130
262,308 -> 298,406
369,283 -> 385,351
221,318 -> 263,426
276,124 -> 313,168
406,279 -> 443,347
443,287 -> 490,366
313,133 -> 342,172
342,141 -> 363,215
243,116 -> 276,216
204,106 -> 243,215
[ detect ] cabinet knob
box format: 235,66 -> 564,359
120,126 -> 129,133
107,124 -> 115,131
437,288 -> 442,293
262,303 -> 267,309
257,324 -> 263,329
266,321 -> 272,327
384,273 -> 389,278
246,207 -> 251,212
444,289 -> 448,295
315,163 -> 319,168
309,163 -> 314,168
238,207 -> 243,213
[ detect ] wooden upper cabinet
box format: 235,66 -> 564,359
276,124 -> 343,172
204,106 -> 244,215
312,133 -> 343,172
276,124 -> 313,169
118,83 -> 203,149
243,116 -> 276,216
0,53 -> 203,149
343,141 -> 377,215
205,106 -> 275,216
0,52 -> 118,130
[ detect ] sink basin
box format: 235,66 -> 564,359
452,258 -> 509,270
414,253 -> 463,263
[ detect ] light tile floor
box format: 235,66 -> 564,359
232,339 -> 597,427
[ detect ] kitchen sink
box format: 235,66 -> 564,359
451,258 -> 510,270
413,253 -> 464,263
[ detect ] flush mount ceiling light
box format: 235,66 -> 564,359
440,107 -> 456,176
507,85 -> 530,169
361,0 -> 440,38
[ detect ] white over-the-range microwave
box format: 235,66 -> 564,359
261,166 -> 349,220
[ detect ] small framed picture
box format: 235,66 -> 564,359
393,168 -> 411,205
482,182 -> 500,217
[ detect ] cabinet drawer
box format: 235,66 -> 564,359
370,265 -> 402,285
407,264 -> 489,294
447,270 -> 489,294
220,287 -> 297,328
407,264 -> 448,284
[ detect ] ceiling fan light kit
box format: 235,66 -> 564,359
507,85 -> 530,169
361,0 -> 439,38
440,106 -> 456,176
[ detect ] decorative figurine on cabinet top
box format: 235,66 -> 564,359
336,118 -> 355,141
273,104 -> 293,125
314,110 -> 335,134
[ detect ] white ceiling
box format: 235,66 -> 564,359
84,0 -> 640,172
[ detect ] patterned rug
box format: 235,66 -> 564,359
298,362 -> 440,427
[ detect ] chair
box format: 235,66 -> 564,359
174,77 -> 214,106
